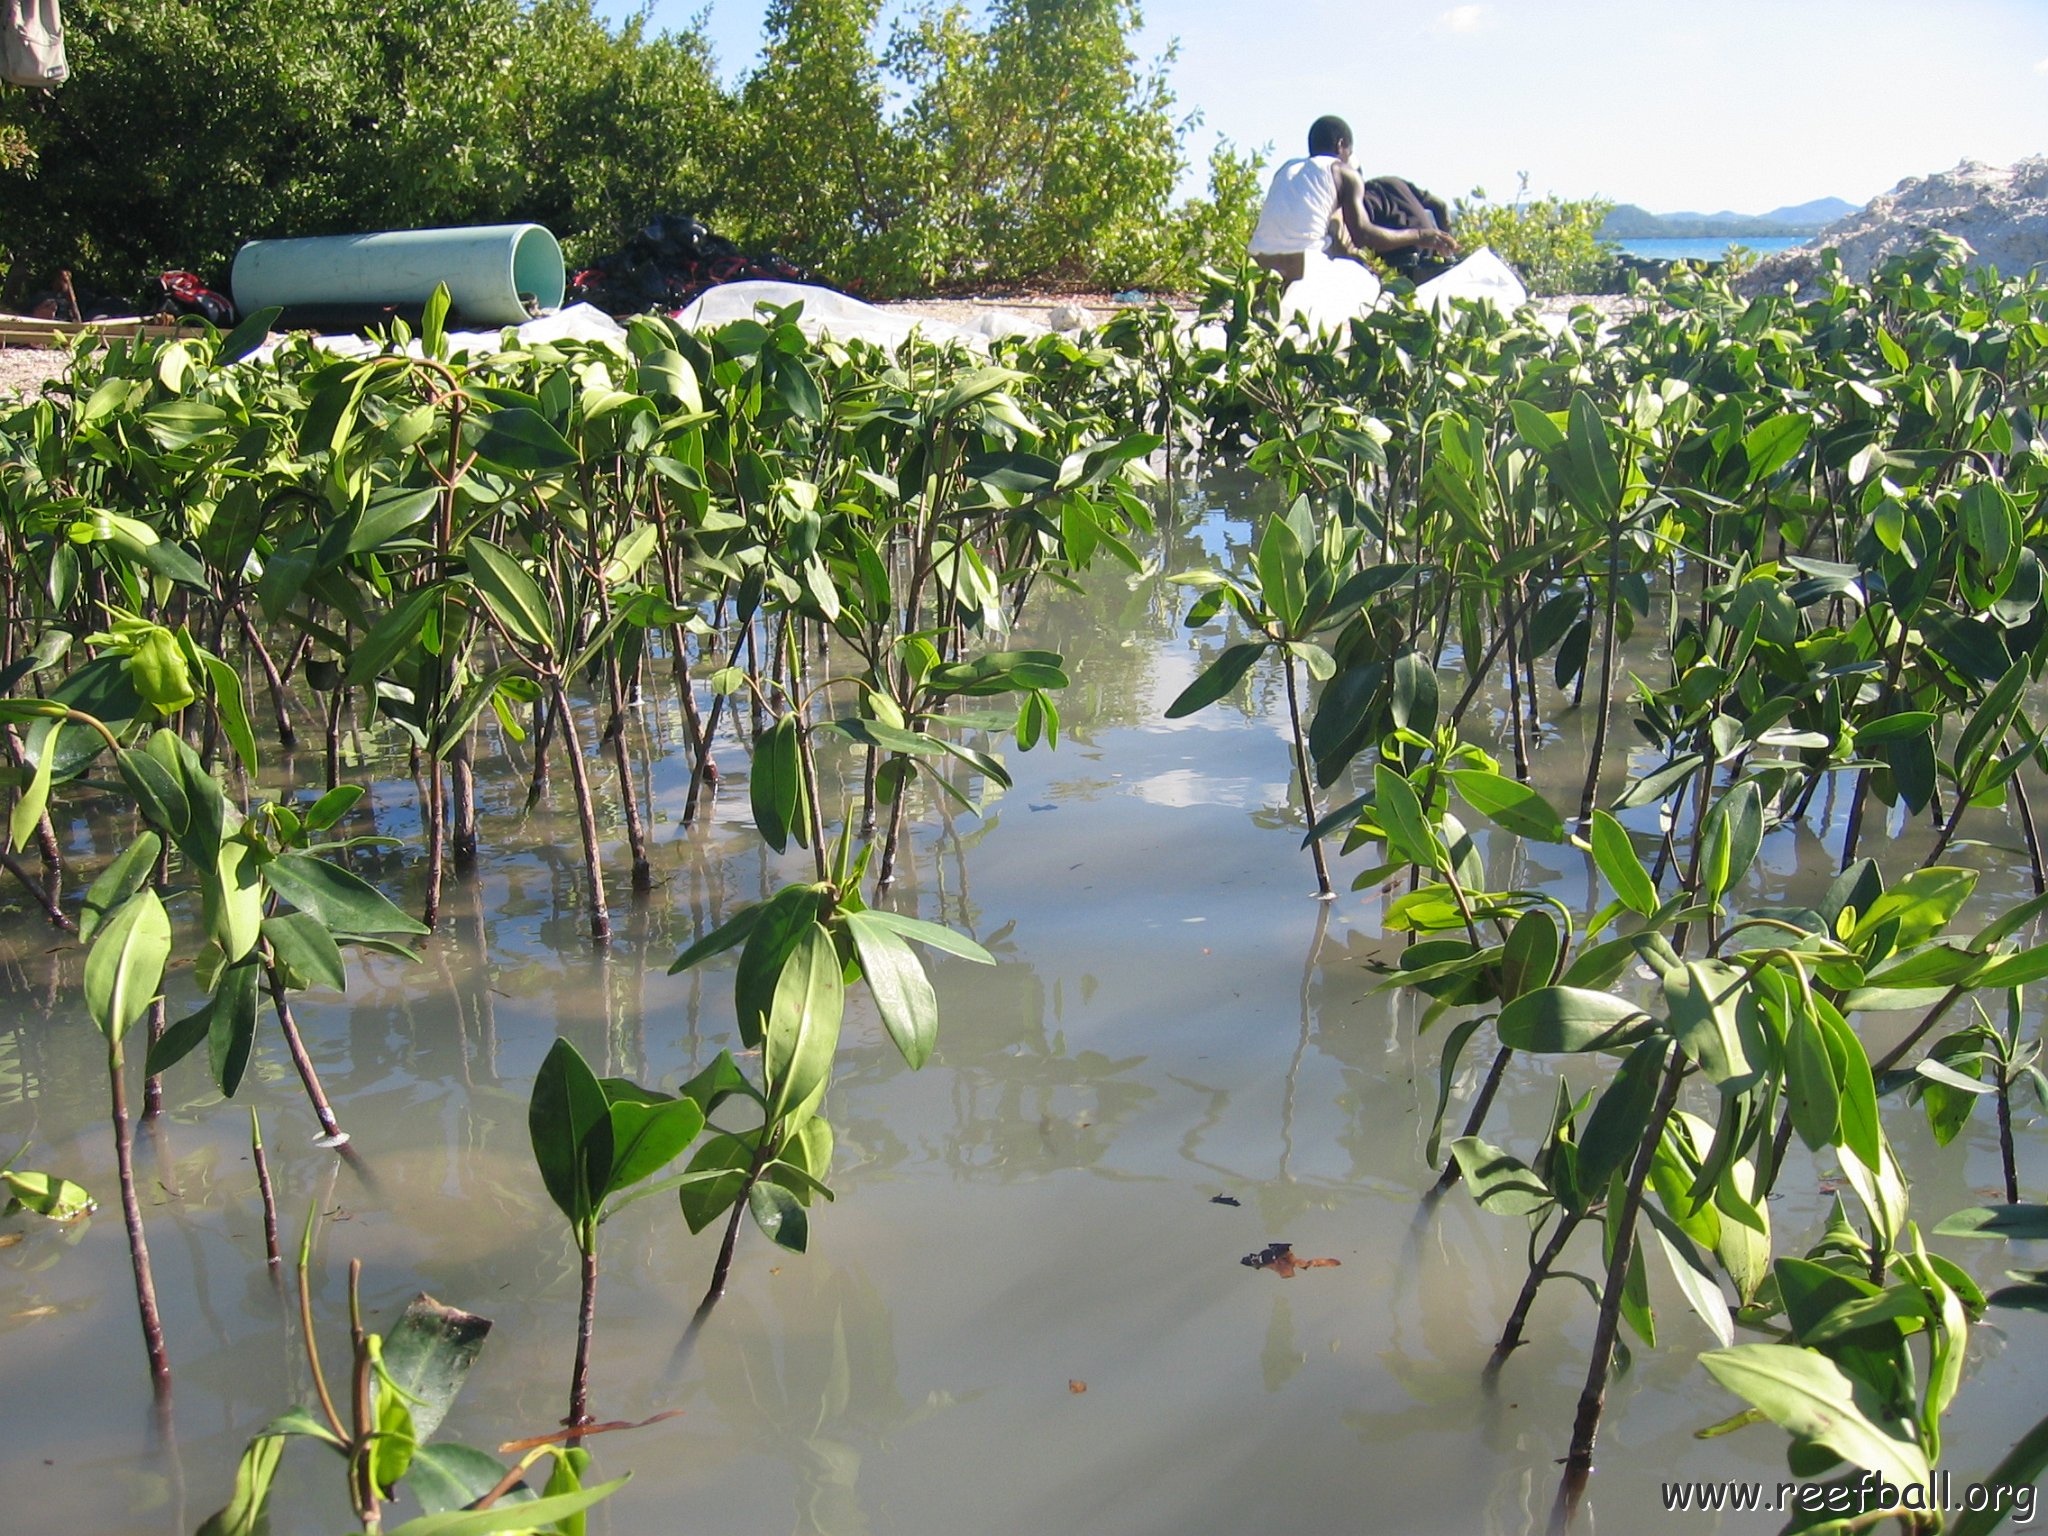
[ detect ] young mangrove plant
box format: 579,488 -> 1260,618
1168,494 -> 1413,895
526,1037 -> 705,1435
198,1209 -> 627,1535
669,831 -> 994,1310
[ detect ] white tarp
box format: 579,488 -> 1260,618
1276,246 -> 1527,339
1413,247 -> 1528,314
247,302 -> 631,364
1277,254 -> 1384,337
676,280 -> 992,350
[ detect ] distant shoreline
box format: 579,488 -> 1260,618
1615,234 -> 1806,262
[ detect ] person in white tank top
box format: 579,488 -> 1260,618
1248,116 -> 1458,285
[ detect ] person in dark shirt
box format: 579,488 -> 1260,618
1344,175 -> 1458,282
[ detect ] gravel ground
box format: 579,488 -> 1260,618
0,344 -> 70,400
0,291 -> 1648,403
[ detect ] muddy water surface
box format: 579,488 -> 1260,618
3,472 -> 2044,1536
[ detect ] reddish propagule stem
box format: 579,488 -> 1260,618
1281,646 -> 1332,898
348,1259 -> 379,1529
252,1109 -> 282,1269
551,682 -> 612,944
698,1135 -> 776,1317
264,948 -> 348,1144
111,1035 -> 173,1405
450,732 -> 479,867
1553,1046 -> 1686,1527
567,1235 -> 599,1441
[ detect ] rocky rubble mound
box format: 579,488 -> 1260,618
1742,157 -> 2048,292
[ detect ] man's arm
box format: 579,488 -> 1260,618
1334,164 -> 1459,258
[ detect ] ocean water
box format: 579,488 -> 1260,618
1615,235 -> 1806,262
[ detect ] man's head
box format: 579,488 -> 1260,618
1307,115 -> 1352,160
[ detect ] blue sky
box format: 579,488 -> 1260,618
614,0 -> 2048,215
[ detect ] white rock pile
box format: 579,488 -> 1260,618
1743,157 -> 2048,292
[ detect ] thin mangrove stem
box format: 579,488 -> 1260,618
264,949 -> 346,1143
1281,647 -> 1332,897
1492,1210 -> 1583,1363
1,846 -> 75,930
110,1036 -> 173,1405
1556,1047 -> 1686,1519
697,1137 -> 775,1316
567,1239 -> 598,1440
251,1109 -> 281,1269
550,685 -> 612,943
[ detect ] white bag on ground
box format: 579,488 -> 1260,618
1413,247 -> 1528,315
3,0 -> 68,87
677,280 -> 984,350
1278,253 -> 1384,336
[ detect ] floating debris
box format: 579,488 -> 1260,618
1241,1243 -> 1340,1278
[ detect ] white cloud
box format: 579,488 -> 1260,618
1437,5 -> 1488,34
2035,55 -> 2048,74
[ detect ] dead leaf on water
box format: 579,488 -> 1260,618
0,1232 -> 25,1249
1068,1380 -> 1086,1394
1241,1243 -> 1340,1278
13,1305 -> 59,1320
497,1409 -> 682,1455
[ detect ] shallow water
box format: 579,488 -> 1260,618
3,470 -> 2045,1536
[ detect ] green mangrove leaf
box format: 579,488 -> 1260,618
195,1432 -> 286,1536
678,1133 -> 753,1235
1499,910 -> 1561,1001
1699,1344 -> 1929,1489
1932,1204 -> 2048,1241
604,1094 -> 705,1196
1449,1137 -> 1551,1216
1664,961 -> 1761,1093
1446,767 -> 1564,843
380,1476 -> 628,1536
405,1443 -> 516,1517
1588,809 -> 1658,916
1497,987 -> 1653,1054
749,714 -> 806,853
1576,1038 -> 1668,1196
262,853 -> 429,936
763,922 -> 844,1125
844,910 -> 940,1069
464,538 -> 555,651
80,832 -> 162,948
748,1179 -> 809,1252
379,1295 -> 492,1442
263,912 -> 348,993
84,887 -> 171,1044
528,1038 -> 613,1232
1164,641 -> 1267,719
469,407 -> 579,476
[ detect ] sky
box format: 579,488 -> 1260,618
614,0 -> 2048,216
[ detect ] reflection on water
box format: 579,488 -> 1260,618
3,469 -> 2046,1536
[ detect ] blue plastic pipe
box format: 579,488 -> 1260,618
231,224 -> 565,327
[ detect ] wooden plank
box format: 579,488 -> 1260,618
0,315 -> 210,350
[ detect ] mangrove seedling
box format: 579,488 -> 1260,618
527,1037 -> 706,1435
198,1210 -> 627,1535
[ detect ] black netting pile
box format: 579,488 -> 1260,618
568,215 -> 816,315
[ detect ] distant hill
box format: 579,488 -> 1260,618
1761,197 -> 1859,226
1601,197 -> 1859,240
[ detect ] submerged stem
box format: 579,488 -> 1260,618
1281,648 -> 1331,898
1554,1046 -> 1685,1521
110,1037 -> 173,1406
567,1238 -> 599,1441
